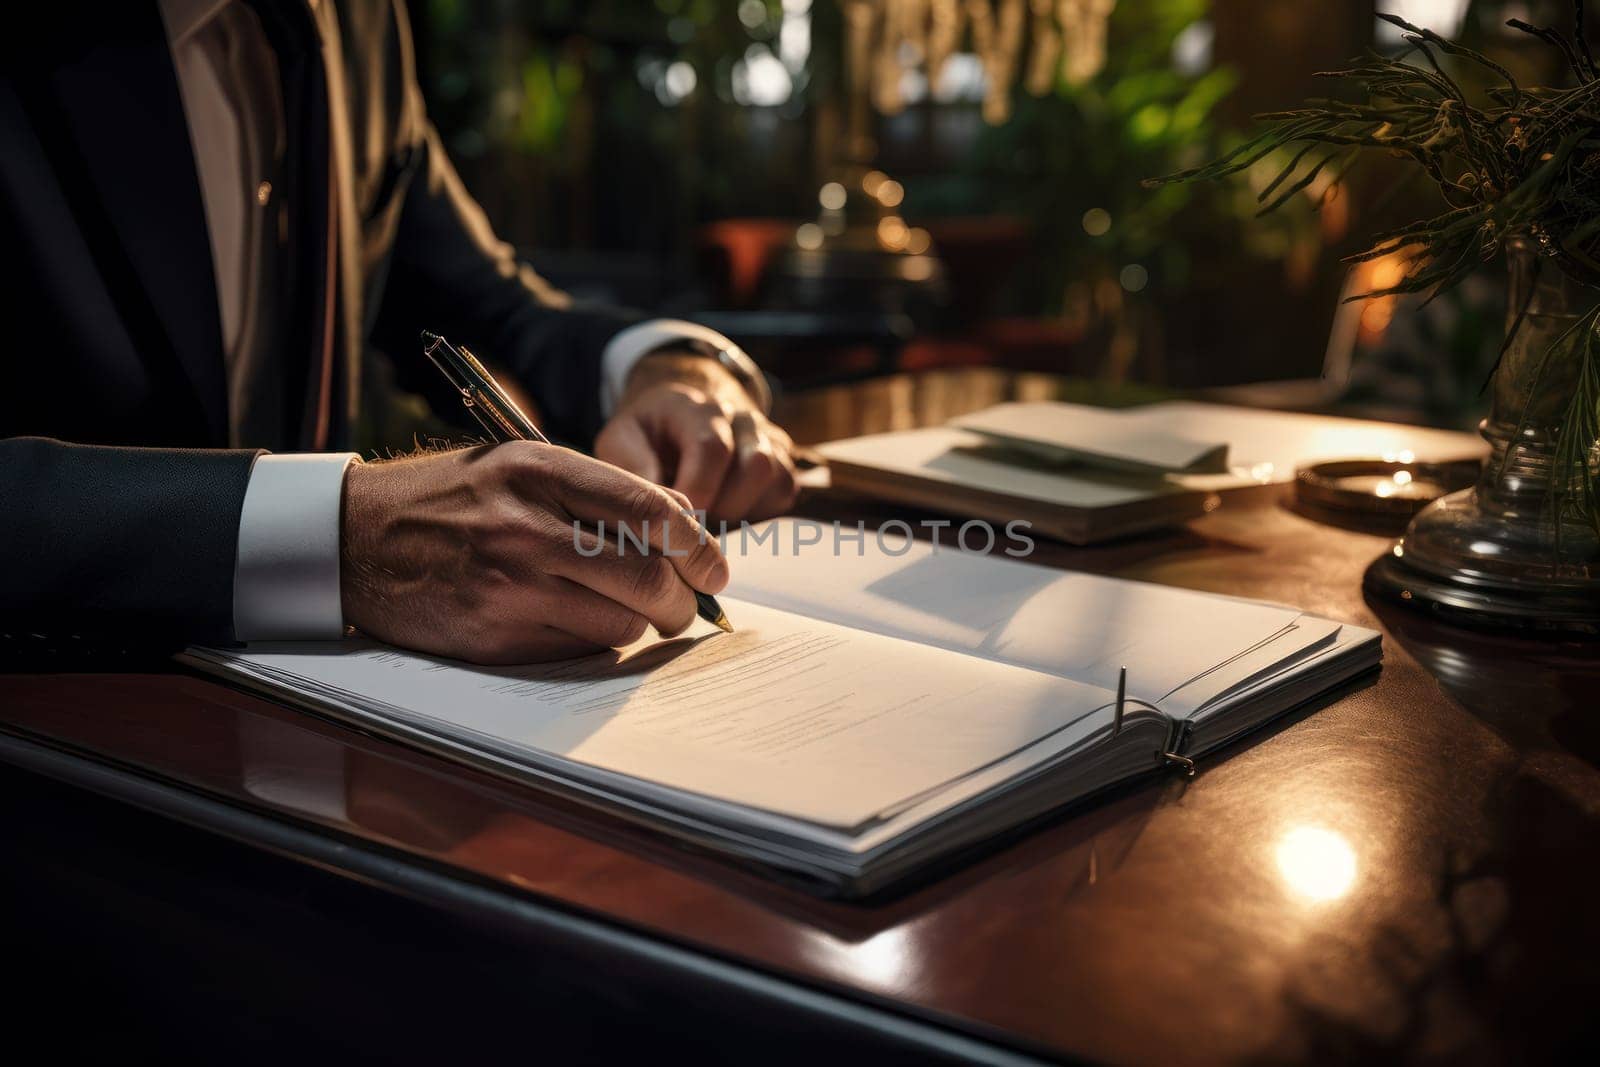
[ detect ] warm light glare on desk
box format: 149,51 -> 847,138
800,927 -> 914,990
1275,825 -> 1357,902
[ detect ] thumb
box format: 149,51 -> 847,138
595,415 -> 663,484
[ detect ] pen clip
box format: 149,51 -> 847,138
458,344 -> 548,443
422,331 -> 474,398
466,386 -> 522,442
461,395 -> 505,442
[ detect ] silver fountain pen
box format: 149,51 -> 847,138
420,330 -> 732,634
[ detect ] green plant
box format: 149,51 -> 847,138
918,0 -> 1317,311
1149,5 -> 1600,536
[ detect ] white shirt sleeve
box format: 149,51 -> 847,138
600,318 -> 746,416
233,452 -> 360,642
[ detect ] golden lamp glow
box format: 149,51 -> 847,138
877,215 -> 909,251
1275,825 -> 1357,902
1356,247 -> 1417,345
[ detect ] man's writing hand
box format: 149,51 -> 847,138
339,443 -> 728,664
594,352 -> 799,521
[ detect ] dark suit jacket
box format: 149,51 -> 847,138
0,1 -> 638,645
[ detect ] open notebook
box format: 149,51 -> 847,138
185,521 -> 1380,897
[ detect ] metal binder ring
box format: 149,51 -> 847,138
1160,751 -> 1196,777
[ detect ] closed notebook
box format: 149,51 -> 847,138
821,401 -> 1487,544
184,520 -> 1381,897
951,402 -> 1230,474
818,427 -> 1213,545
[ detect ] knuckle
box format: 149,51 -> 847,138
629,556 -> 678,604
627,483 -> 671,523
491,439 -> 554,480
493,438 -> 540,464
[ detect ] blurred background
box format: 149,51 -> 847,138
404,0 -> 1592,433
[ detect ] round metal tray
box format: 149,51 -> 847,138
1294,458 -> 1481,532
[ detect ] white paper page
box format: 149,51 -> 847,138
722,521 -> 1302,706
1184,624 -> 1382,752
818,427 -> 1192,508
952,403 -> 1229,474
1134,401 -> 1487,490
1163,616 -> 1342,716
214,600 -> 1118,831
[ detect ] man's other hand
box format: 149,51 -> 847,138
340,443 -> 729,665
594,352 -> 799,521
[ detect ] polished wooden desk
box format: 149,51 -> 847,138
5,373 -> 1600,1063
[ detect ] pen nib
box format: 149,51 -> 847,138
696,591 -> 735,633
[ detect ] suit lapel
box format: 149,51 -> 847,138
314,0 -> 364,447
43,3 -> 228,443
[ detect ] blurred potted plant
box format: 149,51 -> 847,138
1152,8 -> 1600,633
908,0 -> 1334,384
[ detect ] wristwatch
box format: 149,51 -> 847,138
664,338 -> 773,415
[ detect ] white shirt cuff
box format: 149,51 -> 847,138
600,318 -> 744,417
233,452 -> 360,642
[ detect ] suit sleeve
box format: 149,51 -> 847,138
368,120 -> 642,447
0,437 -> 260,645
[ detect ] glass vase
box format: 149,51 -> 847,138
1365,240 -> 1600,634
